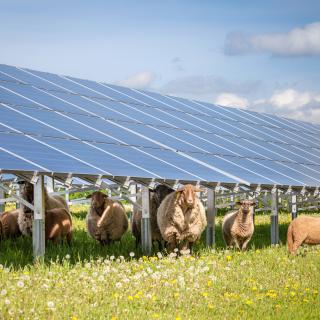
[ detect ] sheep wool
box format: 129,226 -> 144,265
157,184 -> 207,252
287,215 -> 320,254
222,200 -> 255,250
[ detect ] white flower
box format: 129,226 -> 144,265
110,255 -> 115,260
116,259 -> 120,263
174,248 -> 179,253
17,281 -> 24,288
119,255 -> 125,260
0,264 -> 3,270
157,252 -> 163,259
5,298 -> 10,305
1,289 -> 7,296
8,310 -> 14,316
115,282 -> 122,288
129,252 -> 135,257
98,275 -> 104,282
65,254 -> 71,260
47,301 -> 55,309
42,284 -> 49,289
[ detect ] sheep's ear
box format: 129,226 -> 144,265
86,194 -> 92,199
236,201 -> 242,205
194,187 -> 204,193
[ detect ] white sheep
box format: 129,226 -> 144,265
86,191 -> 128,245
17,181 -> 71,236
222,200 -> 255,250
157,184 -> 207,252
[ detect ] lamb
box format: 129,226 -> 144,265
132,184 -> 174,249
86,191 -> 128,245
222,200 -> 255,250
157,184 -> 207,252
45,208 -> 72,245
287,215 -> 320,255
0,209 -> 21,240
17,181 -> 71,236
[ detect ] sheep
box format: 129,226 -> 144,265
287,215 -> 320,255
86,191 -> 128,245
0,209 -> 21,240
222,200 -> 255,250
132,184 -> 174,249
157,184 -> 207,252
17,181 -> 71,236
45,208 -> 72,245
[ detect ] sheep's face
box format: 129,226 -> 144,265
237,200 -> 256,214
87,192 -> 107,214
153,185 -> 174,207
177,184 -> 203,209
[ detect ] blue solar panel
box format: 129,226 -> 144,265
1,64 -> 319,188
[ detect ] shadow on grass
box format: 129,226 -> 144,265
0,218 -> 291,270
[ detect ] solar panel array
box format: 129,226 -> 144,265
0,64 -> 320,188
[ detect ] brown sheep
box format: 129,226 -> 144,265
132,184 -> 174,249
287,215 -> 320,255
157,184 -> 207,253
222,200 -> 255,250
45,208 -> 72,245
86,191 -> 128,245
17,181 -> 71,236
0,209 -> 21,240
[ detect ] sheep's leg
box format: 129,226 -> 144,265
234,238 -> 241,250
291,238 -> 305,255
157,240 -> 163,251
166,241 -> 177,253
241,237 -> 251,251
66,232 -> 72,246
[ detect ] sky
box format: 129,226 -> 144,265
1,0 -> 320,123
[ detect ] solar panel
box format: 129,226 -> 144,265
1,64 -> 319,188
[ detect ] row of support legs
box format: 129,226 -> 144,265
2,177 -> 303,258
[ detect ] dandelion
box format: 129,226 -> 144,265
129,252 -> 135,258
157,252 -> 163,259
65,254 -> 71,260
17,280 -> 25,288
245,300 -> 253,305
8,310 -> 14,316
128,296 -> 134,301
110,256 -> 115,261
208,303 -> 214,309
5,298 -> 10,305
1,289 -> 7,296
226,255 -> 232,261
115,282 -> 122,289
47,301 -> 55,309
174,248 -> 179,253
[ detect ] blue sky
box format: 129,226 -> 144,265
1,0 -> 320,122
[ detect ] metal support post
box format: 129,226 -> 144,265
271,188 -> 279,245
0,189 -> 4,213
206,188 -> 216,246
65,189 -> 70,205
46,177 -> 54,193
33,175 -> 46,259
129,184 -> 137,203
141,186 -> 152,255
291,195 -> 297,220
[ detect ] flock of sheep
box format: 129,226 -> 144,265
0,181 -> 319,255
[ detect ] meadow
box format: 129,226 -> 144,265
0,204 -> 319,319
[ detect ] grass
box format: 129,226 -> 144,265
0,205 -> 320,319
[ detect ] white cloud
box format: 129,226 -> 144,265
225,22 -> 320,56
250,88 -> 320,124
215,93 -> 249,109
116,71 -> 155,89
269,89 -> 312,110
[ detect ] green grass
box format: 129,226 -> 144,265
0,205 -> 320,319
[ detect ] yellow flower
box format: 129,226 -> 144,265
152,314 -> 159,318
174,293 -> 179,298
207,280 -> 213,287
245,300 -> 253,305
252,287 -> 257,291
71,317 -> 78,320
226,255 -> 232,261
303,299 -> 309,303
256,250 -> 261,253
128,295 -> 134,301
202,292 -> 208,297
176,317 -> 181,320
208,303 -> 214,309
111,317 -> 117,320
290,291 -> 296,297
